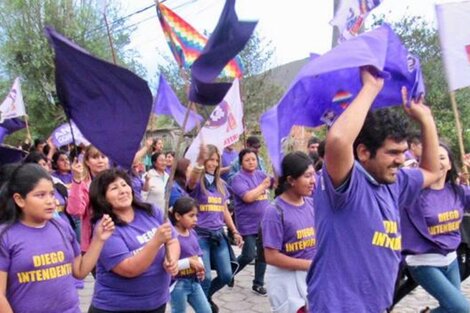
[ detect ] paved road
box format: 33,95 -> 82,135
79,248 -> 470,312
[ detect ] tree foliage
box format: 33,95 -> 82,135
0,0 -> 142,143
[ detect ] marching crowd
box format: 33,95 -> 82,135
1,68 -> 470,313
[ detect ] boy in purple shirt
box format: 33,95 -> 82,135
307,68 -> 441,313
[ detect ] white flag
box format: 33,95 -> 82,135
436,1 -> 470,91
185,79 -> 244,165
0,78 -> 26,123
331,0 -> 383,42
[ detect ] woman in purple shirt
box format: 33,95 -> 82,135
261,152 -> 316,313
231,148 -> 272,295
187,144 -> 243,313
88,169 -> 180,313
402,143 -> 470,313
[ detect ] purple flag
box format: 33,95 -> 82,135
0,117 -> 26,143
50,121 -> 90,148
153,75 -> 203,132
189,0 -> 257,105
45,27 -> 153,169
260,24 -> 425,174
0,144 -> 27,165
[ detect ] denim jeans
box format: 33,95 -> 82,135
408,259 -> 470,313
236,234 -> 266,286
198,236 -> 233,298
171,278 -> 211,313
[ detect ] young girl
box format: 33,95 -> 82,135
262,152 -> 316,313
0,163 -> 114,313
170,197 -> 211,313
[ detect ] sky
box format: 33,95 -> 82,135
118,0 -> 458,82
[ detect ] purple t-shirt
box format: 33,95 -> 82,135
402,183 -> 470,256
221,149 -> 238,181
262,197 -> 316,260
0,219 -> 81,313
307,162 -> 423,313
231,169 -> 270,236
191,182 -> 229,231
176,229 -> 203,279
52,171 -> 73,185
92,206 -> 174,311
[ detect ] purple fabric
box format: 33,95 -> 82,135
261,197 -> 316,260
260,24 -> 425,174
221,148 -> 238,181
0,117 -> 26,143
175,229 -> 203,279
0,145 -> 27,165
0,220 -> 81,313
189,0 -> 257,105
52,171 -> 73,185
45,27 -> 153,169
50,121 -> 89,148
402,184 -> 470,256
307,162 -> 423,313
154,75 -> 203,132
191,182 -> 229,231
231,169 -> 270,236
92,206 -> 174,311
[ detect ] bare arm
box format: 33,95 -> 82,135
325,68 -> 384,187
264,248 -> 311,271
112,223 -> 172,278
401,88 -> 440,187
223,205 -> 243,247
0,272 -> 13,313
187,144 -> 209,191
242,177 -> 271,203
72,215 -> 115,279
134,138 -> 153,164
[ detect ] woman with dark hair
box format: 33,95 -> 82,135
143,152 -> 169,211
88,168 -> 179,313
0,163 -> 114,313
67,145 -> 109,253
51,150 -> 72,185
401,143 -> 470,313
23,151 -> 49,172
165,151 -> 176,174
231,148 -> 272,295
187,144 -> 242,312
261,151 -> 316,313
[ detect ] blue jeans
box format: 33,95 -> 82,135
171,279 -> 211,313
198,236 -> 233,298
408,259 -> 470,313
236,234 -> 266,286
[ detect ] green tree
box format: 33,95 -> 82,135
0,0 -> 143,143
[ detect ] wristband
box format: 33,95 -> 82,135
177,258 -> 190,270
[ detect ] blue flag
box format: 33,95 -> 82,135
45,27 -> 153,169
0,144 -> 28,165
0,117 -> 26,143
260,24 -> 425,174
153,75 -> 203,132
189,0 -> 257,105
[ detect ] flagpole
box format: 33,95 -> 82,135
24,115 -> 32,143
449,91 -> 468,176
103,10 -> 117,65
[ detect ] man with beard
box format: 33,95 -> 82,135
307,68 -> 441,313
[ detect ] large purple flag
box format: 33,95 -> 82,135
189,0 -> 257,105
153,75 -> 203,132
0,117 -> 26,143
45,27 -> 153,169
0,144 -> 28,165
260,24 -> 425,174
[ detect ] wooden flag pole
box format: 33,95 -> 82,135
103,11 -> 117,65
449,91 -> 468,177
24,115 -> 32,143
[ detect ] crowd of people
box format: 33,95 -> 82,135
1,68 -> 470,313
